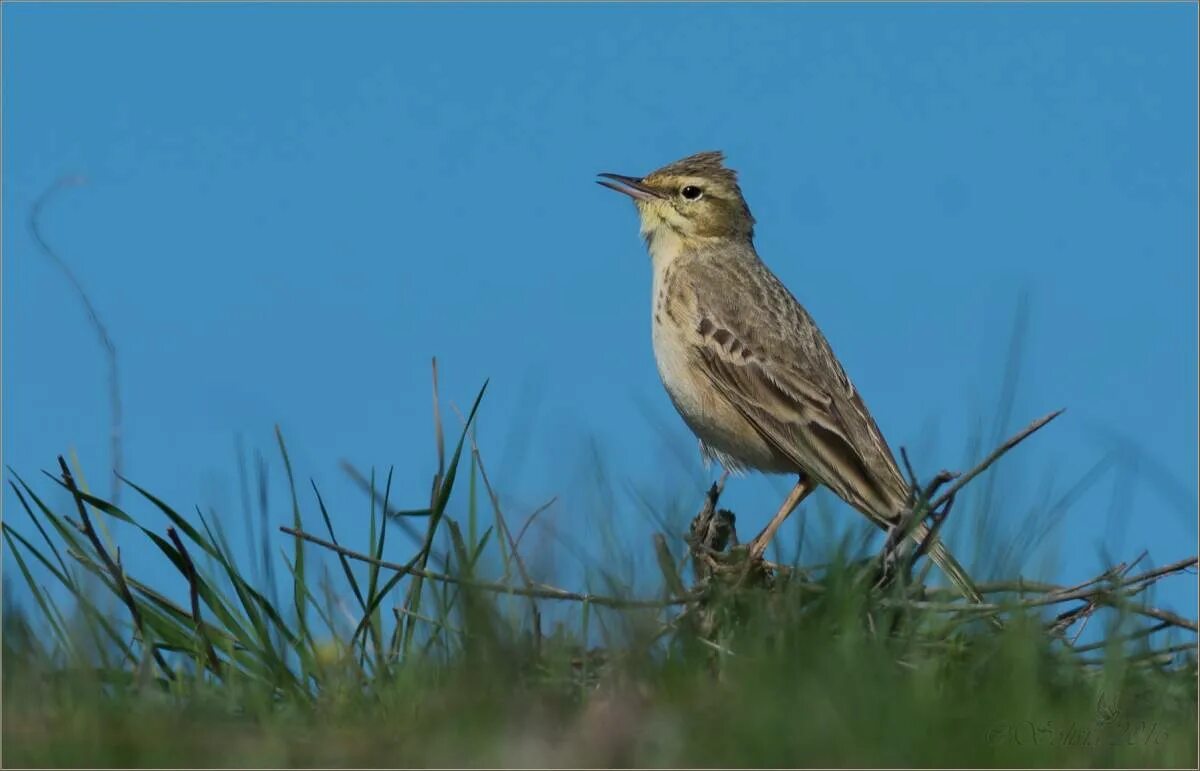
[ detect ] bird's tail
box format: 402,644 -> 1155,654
910,522 -> 985,605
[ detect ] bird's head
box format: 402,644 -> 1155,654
597,151 -> 755,244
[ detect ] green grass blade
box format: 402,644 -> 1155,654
274,426 -> 310,662
3,527 -> 75,658
312,480 -> 366,612
8,476 -> 73,582
400,381 -> 489,657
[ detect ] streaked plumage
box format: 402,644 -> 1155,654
599,151 -> 982,603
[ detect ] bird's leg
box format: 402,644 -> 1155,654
747,475 -> 815,561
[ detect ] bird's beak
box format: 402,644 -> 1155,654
596,173 -> 664,201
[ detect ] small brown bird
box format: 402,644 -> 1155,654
598,150 -> 982,602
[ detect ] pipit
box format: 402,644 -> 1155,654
598,150 -> 983,603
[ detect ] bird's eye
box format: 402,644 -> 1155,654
681,185 -> 703,201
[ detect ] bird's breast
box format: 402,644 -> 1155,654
649,273 -> 792,474
650,264 -> 706,416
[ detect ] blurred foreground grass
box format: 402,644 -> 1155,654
6,611 -> 1195,767
3,383 -> 1196,768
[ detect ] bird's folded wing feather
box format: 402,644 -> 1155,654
688,308 -> 908,522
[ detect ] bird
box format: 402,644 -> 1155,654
597,150 -> 983,603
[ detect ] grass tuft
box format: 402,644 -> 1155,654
3,378 -> 1196,768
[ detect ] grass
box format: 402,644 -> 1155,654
3,378 -> 1197,768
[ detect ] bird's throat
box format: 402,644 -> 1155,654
643,223 -> 688,269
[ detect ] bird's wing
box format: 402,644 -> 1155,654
686,300 -> 910,523
691,305 -> 987,604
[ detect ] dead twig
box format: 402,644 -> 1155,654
1071,621 -> 1172,655
871,410 -> 1062,599
928,408 -> 1065,512
281,525 -> 695,609
513,496 -> 558,551
896,560 -> 1199,634
35,180 -> 124,504
1077,642 -> 1197,667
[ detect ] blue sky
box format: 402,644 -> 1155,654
4,3 -> 1197,617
